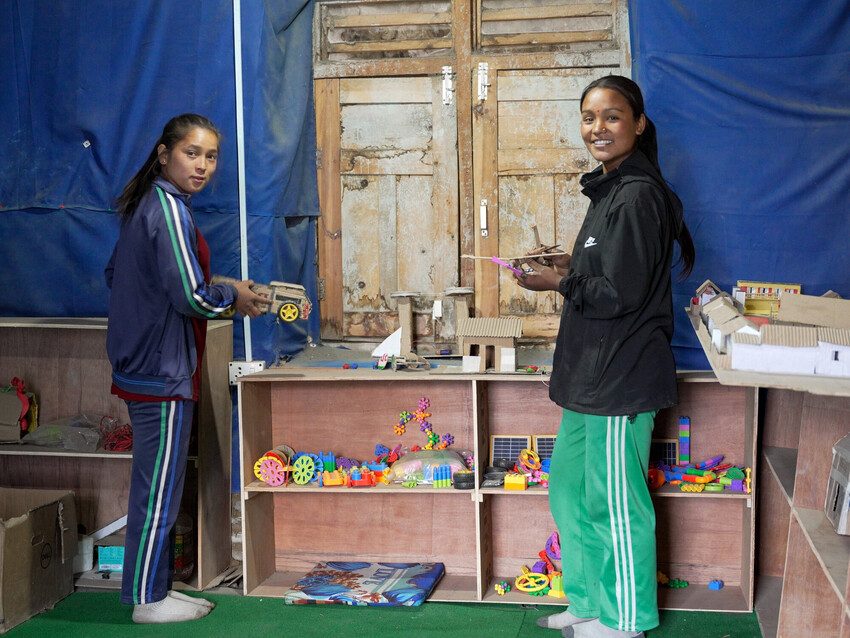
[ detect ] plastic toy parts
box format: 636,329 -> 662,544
708,579 -> 724,590
515,566 -> 549,594
432,465 -> 452,488
494,581 -> 511,596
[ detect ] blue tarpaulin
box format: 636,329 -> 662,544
630,2 -> 850,369
0,0 -> 320,363
1,0 -> 319,490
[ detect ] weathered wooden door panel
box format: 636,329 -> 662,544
474,66 -> 619,336
316,0 -> 454,62
319,74 -> 460,339
316,0 -> 629,342
475,0 -> 618,53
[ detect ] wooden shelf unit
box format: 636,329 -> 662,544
237,367 -> 757,612
757,389 -> 850,638
0,317 -> 234,590
689,309 -> 850,636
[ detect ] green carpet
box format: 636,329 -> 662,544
4,593 -> 763,638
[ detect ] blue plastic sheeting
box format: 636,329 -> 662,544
629,2 -> 850,370
0,0 -> 320,357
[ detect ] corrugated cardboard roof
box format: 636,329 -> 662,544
457,317 -> 523,339
731,332 -> 760,346
819,327 -> 850,347
760,324 -> 818,347
704,296 -> 739,324
717,315 -> 758,336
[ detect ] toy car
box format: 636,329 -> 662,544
211,276 -> 312,322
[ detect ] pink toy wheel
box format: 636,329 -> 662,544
258,457 -> 287,486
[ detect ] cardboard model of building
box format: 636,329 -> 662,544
826,434 -> 850,536
456,317 -> 523,372
695,279 -> 722,306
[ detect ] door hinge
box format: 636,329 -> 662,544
477,62 -> 490,102
441,65 -> 454,106
479,199 -> 489,237
318,278 -> 325,301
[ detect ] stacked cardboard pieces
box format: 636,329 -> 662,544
696,287 -> 850,378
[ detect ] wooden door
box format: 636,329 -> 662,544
317,74 -> 459,339
470,0 -> 630,337
473,65 -> 619,337
315,0 -> 630,343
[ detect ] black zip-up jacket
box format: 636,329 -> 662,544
549,150 -> 682,415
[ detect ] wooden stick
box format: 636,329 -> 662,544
461,251 -> 569,261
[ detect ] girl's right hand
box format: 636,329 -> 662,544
233,280 -> 271,318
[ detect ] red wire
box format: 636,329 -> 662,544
99,415 -> 133,452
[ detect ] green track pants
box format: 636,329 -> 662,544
548,409 -> 659,632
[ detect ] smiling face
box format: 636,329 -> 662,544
157,126 -> 220,194
580,87 -> 646,173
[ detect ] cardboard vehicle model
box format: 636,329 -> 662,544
211,276 -> 312,322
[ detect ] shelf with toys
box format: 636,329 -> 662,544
237,366 -> 757,613
0,317 -> 235,591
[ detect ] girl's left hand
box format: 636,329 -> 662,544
512,260 -> 563,292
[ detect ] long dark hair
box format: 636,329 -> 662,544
116,113 -> 221,218
580,75 -> 695,278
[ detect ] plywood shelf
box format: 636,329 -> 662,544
246,570 -> 479,602
0,318 -> 234,590
657,583 -> 751,613
244,479 -> 475,496
689,311 -> 850,398
762,445 -> 797,503
794,507 -> 850,607
0,444 -> 133,459
239,371 -> 757,613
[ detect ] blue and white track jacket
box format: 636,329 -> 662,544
105,178 -> 236,399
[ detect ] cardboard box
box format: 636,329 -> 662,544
0,393 -> 23,443
0,488 -> 77,634
778,293 -> 850,330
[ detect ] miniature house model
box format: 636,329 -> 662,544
456,317 -> 523,372
826,433 -> 850,536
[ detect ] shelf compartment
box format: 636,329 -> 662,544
762,446 -> 797,503
658,582 -> 751,612
794,507 -> 850,606
778,514 -> 847,635
655,497 -> 750,598
241,490 -> 478,595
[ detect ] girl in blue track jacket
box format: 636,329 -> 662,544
105,114 -> 268,624
515,77 -> 696,638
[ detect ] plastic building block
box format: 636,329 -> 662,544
708,579 -> 724,590
504,473 -> 528,490
433,464 -> 452,488
322,470 -> 345,487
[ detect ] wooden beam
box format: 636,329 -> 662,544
328,37 -> 453,54
332,11 -> 451,28
315,78 -> 344,339
481,3 -> 612,22
480,29 -> 611,47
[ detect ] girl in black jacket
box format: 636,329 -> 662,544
516,76 -> 695,638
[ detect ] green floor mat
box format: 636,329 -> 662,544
3,593 -> 763,638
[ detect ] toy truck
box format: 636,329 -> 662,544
211,275 -> 312,322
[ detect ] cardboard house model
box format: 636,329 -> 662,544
695,279 -> 722,306
702,292 -> 850,379
700,295 -> 759,354
456,317 -> 523,372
